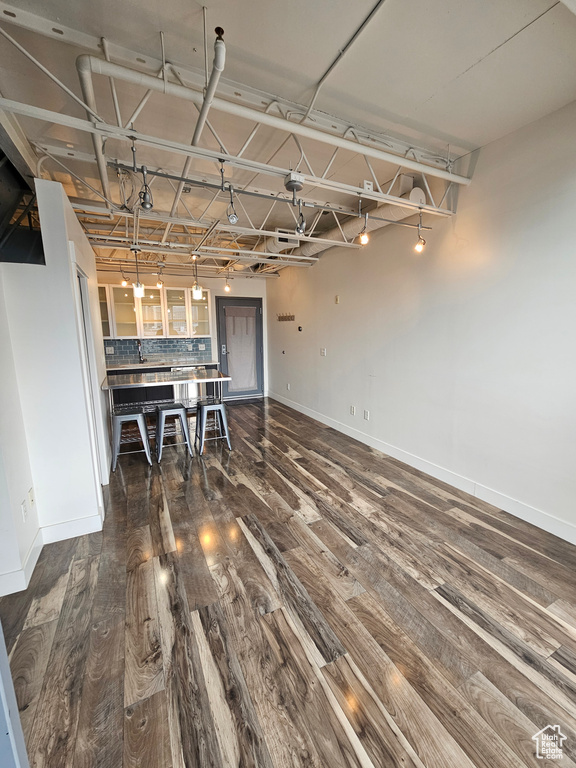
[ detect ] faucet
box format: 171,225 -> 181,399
137,339 -> 146,363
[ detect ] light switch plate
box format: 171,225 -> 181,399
105,346 -> 114,354
187,344 -> 193,351
198,344 -> 206,351
320,348 -> 327,356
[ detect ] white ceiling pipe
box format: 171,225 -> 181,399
76,55 -> 112,201
76,55 -> 470,187
283,187 -> 426,259
168,32 -> 226,223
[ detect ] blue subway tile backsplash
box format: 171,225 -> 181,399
104,337 -> 212,366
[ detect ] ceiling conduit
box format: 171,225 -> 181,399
255,185 -> 426,260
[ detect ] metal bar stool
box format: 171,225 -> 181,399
112,407 -> 153,471
156,402 -> 193,461
195,399 -> 231,455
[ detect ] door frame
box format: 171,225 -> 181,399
216,297 -> 264,400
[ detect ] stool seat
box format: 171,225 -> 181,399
195,400 -> 231,455
112,409 -> 152,471
156,403 -> 193,461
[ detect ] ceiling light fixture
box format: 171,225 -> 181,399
131,246 -> 145,298
121,271 -> 129,287
414,210 -> 426,253
156,264 -> 164,288
192,254 -> 203,300
224,266 -> 231,293
227,185 -> 239,224
359,213 -> 369,245
295,200 -> 306,235
139,165 -> 153,210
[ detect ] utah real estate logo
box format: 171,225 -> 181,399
532,724 -> 567,760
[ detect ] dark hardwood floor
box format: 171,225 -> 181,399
2,399 -> 576,767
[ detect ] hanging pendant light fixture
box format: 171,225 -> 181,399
156,264 -> 164,288
131,207 -> 145,297
359,212 -> 369,245
121,271 -> 129,287
192,254 -> 203,300
224,266 -> 231,293
131,247 -> 145,298
414,210 -> 426,253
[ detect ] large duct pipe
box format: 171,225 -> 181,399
256,187 -> 426,259
76,56 -> 470,187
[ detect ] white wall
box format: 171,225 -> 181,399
0,271 -> 41,594
0,180 -> 105,571
267,99 -> 576,544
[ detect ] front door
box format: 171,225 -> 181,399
216,297 -> 263,400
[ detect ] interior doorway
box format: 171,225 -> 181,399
216,297 -> 264,400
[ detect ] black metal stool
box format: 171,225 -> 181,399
156,402 -> 193,461
112,407 -> 152,471
195,399 -> 231,455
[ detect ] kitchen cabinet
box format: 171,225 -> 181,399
98,285 -> 211,339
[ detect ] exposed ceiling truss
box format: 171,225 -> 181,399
0,3 -> 473,278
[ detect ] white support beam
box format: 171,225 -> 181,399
0,98 -> 454,217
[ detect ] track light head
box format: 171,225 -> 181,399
414,235 -> 426,253
139,166 -> 153,210
227,210 -> 239,224
295,216 -> 306,235
359,212 -> 369,245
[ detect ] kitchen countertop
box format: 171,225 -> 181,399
102,368 -> 230,390
105,359 -> 219,371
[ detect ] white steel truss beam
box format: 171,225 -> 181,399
1,97 -> 454,218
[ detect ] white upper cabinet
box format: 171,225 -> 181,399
98,285 -> 211,339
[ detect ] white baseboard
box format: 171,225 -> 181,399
41,514 -> 102,545
0,528 -> 43,597
268,392 -> 576,546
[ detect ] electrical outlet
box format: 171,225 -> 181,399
105,346 -> 114,355
28,487 -> 34,507
198,344 -> 206,351
287,383 -> 291,391
364,410 -> 370,421
350,406 -> 356,415
187,344 -> 193,351
363,180 -> 374,192
21,499 -> 27,522
335,295 -> 340,304
320,348 -> 327,356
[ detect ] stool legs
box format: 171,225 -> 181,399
216,407 -> 231,450
156,407 -> 193,461
112,412 -> 152,471
178,411 -> 193,457
195,402 -> 231,455
135,414 -> 153,466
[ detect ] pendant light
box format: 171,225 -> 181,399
131,247 -> 145,298
192,254 -> 203,300
131,209 -> 145,297
156,263 -> 164,288
359,213 -> 369,245
414,210 -> 426,253
139,166 -> 153,211
224,266 -> 231,293
121,271 -> 128,287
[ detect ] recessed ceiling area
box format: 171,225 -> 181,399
1,0 -> 576,279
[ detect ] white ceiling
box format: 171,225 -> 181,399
1,0 -> 576,274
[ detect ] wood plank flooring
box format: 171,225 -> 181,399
2,398 -> 576,767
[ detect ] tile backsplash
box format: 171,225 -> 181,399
105,337 -> 212,365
